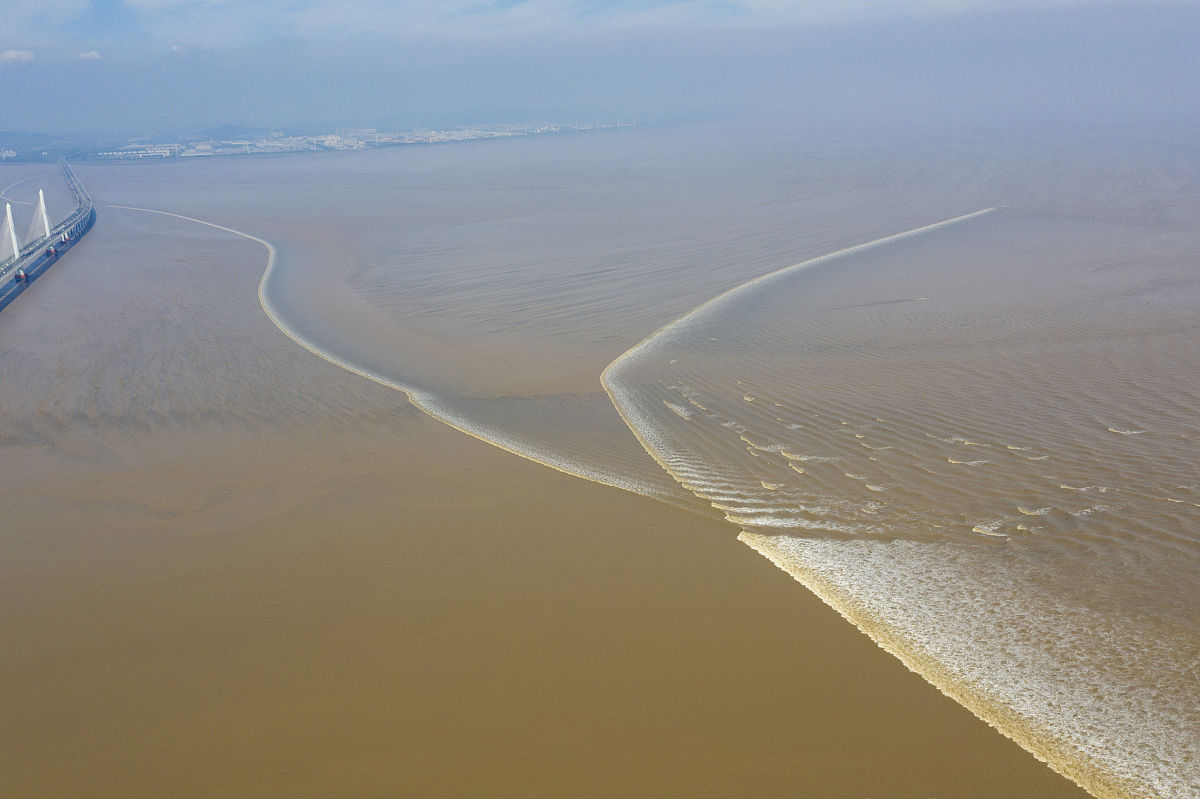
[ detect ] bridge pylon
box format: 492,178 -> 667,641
0,203 -> 20,266
25,189 -> 51,244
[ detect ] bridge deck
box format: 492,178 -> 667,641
0,160 -> 96,310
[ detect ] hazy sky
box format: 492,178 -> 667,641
1,0 -> 1197,133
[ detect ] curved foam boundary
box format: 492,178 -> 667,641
739,533 -> 1150,799
596,206 -> 1186,797
600,208 -> 996,493
108,204 -> 674,502
110,202 -> 1129,794
0,175 -> 39,206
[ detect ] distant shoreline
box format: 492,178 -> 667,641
0,120 -> 639,165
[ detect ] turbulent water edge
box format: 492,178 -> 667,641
108,205 -> 685,505
598,208 -> 996,493
112,202 -> 1197,798
601,208 -> 1199,798
739,533 -> 1175,799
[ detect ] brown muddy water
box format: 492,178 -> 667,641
1,124 -> 1195,796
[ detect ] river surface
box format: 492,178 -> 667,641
9,123 -> 1197,797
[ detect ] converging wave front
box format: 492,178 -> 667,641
603,208 -> 1200,798
108,143 -> 1200,799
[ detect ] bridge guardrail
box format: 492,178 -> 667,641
2,159 -> 94,281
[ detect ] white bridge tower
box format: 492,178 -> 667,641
0,203 -> 20,265
26,189 -> 51,243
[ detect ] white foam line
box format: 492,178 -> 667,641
107,204 -> 673,502
738,533 -> 1147,799
605,207 -> 995,380
591,206 -> 1149,793
596,202 -> 1177,797
600,208 -> 997,497
0,175 -> 40,205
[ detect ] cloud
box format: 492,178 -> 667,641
0,0 -> 1189,53
1,0 -> 92,45
66,0 -> 1193,49
1,49 -> 36,63
79,50 -> 102,60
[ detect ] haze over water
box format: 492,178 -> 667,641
4,118 -> 1197,797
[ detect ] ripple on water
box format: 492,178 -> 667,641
603,209 -> 1200,796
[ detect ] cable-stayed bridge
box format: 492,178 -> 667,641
0,159 -> 95,310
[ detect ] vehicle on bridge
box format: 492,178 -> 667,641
0,159 -> 94,305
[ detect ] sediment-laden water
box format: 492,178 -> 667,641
604,207 -> 1200,798
29,123 -> 1199,797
